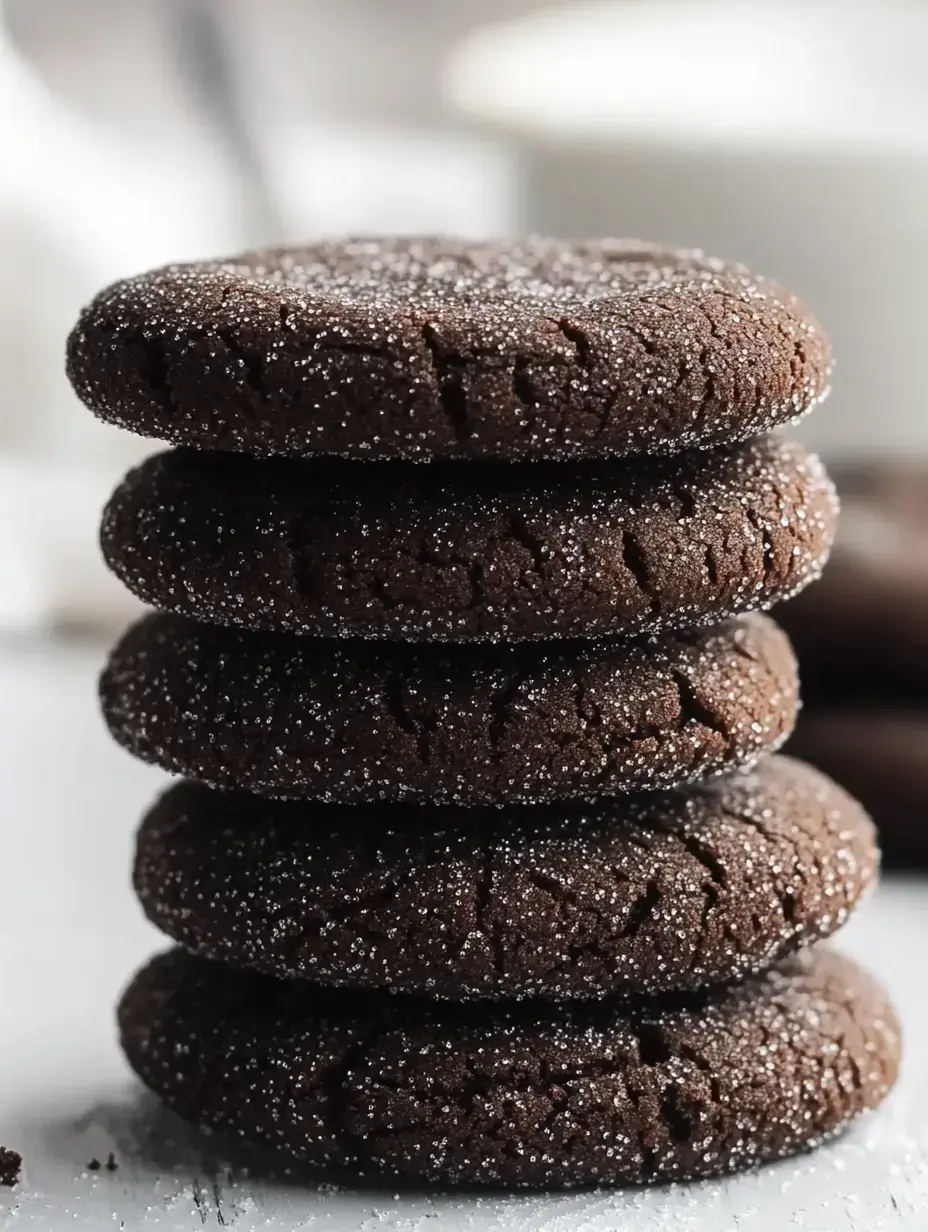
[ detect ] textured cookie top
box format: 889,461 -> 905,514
134,756 -> 877,1000
67,237 -> 830,460
100,612 -> 798,804
101,436 -> 837,642
118,946 -> 899,1188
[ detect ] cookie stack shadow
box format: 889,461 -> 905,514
67,239 -> 900,1189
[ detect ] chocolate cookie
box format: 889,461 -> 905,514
67,237 -> 830,461
101,436 -> 836,642
134,757 -> 876,1000
780,464 -> 928,691
789,709 -> 928,865
100,613 -> 798,803
0,1147 -> 21,1188
118,947 -> 899,1188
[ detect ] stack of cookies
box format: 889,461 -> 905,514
67,239 -> 900,1189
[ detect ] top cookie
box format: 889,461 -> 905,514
66,237 -> 830,460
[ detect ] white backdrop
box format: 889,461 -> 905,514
0,0 -> 523,633
447,1 -> 928,460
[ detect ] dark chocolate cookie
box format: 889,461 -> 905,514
789,709 -> 928,866
118,947 -> 899,1188
67,237 -> 830,461
0,1147 -> 21,1188
100,613 -> 798,803
780,463 -> 928,691
101,436 -> 836,642
134,756 -> 876,999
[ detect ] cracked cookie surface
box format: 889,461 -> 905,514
100,612 -> 798,803
133,757 -> 877,999
101,436 -> 836,642
117,946 -> 899,1188
67,237 -> 830,460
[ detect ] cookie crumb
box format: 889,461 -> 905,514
0,1146 -> 22,1187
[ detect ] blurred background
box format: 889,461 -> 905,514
4,0 -> 928,635
1,0 -> 926,856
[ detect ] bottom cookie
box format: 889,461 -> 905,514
789,709 -> 928,865
118,948 -> 899,1189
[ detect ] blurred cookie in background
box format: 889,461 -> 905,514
788,710 -> 928,866
780,462 -> 928,865
780,465 -> 928,694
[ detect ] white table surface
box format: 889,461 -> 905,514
1,639 -> 926,1231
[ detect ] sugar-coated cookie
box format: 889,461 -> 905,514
118,947 -> 898,1188
68,237 -> 830,460
102,437 -> 835,642
100,613 -> 798,803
